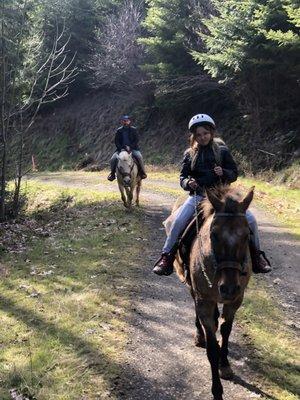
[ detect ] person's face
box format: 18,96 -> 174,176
194,126 -> 213,146
122,118 -> 131,126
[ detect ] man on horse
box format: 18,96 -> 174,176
107,115 -> 147,181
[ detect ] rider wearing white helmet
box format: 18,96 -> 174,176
188,113 -> 216,131
153,113 -> 271,276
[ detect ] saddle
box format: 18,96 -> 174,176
178,209 -> 204,273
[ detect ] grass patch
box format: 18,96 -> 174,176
238,177 -> 300,238
0,181 -> 147,399
238,279 -> 300,400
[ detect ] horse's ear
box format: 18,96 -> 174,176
240,186 -> 255,211
206,189 -> 224,212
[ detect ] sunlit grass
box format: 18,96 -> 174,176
0,181 -> 147,399
237,177 -> 300,238
238,279 -> 300,400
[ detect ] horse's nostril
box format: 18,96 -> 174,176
220,284 -> 241,297
220,284 -> 227,295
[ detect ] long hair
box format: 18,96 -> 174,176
187,124 -> 225,166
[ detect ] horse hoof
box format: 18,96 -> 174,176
219,365 -> 234,380
194,333 -> 206,348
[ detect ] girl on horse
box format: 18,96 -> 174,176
153,114 -> 271,276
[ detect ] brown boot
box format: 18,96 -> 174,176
250,243 -> 271,274
153,253 -> 174,276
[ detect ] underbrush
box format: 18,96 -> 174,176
0,181 -> 147,399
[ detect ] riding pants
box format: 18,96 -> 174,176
162,194 -> 260,254
110,150 -> 145,173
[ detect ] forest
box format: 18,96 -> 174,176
0,0 -> 299,219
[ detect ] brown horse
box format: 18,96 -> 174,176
116,150 -> 141,209
174,186 -> 254,400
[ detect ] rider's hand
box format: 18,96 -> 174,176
214,166 -> 223,176
188,178 -> 198,190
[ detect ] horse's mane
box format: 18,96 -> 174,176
118,151 -> 131,162
200,185 -> 244,220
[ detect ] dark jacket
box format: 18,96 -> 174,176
180,143 -> 238,195
115,126 -> 139,152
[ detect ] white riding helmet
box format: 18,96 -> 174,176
188,114 -> 216,131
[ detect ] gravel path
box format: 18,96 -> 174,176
28,173 -> 299,400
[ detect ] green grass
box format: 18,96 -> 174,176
238,177 -> 300,238
0,181 -> 147,399
238,279 -> 300,400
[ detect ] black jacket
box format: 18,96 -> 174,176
180,143 -> 238,195
115,126 -> 139,152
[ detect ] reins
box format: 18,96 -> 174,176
194,192 -> 249,288
117,155 -> 135,178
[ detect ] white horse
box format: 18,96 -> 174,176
116,150 -> 141,209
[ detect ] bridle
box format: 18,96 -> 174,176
210,213 -> 249,275
194,194 -> 249,288
117,154 -> 135,179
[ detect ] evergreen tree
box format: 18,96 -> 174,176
140,0 -> 213,77
193,0 -> 300,85
192,0 -> 300,147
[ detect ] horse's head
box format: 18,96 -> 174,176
117,150 -> 135,187
206,186 -> 254,302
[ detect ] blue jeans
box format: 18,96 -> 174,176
162,195 -> 260,253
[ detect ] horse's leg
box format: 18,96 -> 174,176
118,182 -> 127,208
214,305 -> 220,333
196,298 -> 223,400
135,179 -> 141,206
125,187 -> 132,209
193,294 -> 206,347
195,315 -> 206,348
219,297 -> 243,380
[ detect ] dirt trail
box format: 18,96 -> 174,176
28,173 -> 299,399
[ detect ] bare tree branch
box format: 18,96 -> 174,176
90,0 -> 144,89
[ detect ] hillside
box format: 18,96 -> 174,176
27,88 -> 299,183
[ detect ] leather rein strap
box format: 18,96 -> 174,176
117,161 -> 135,178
